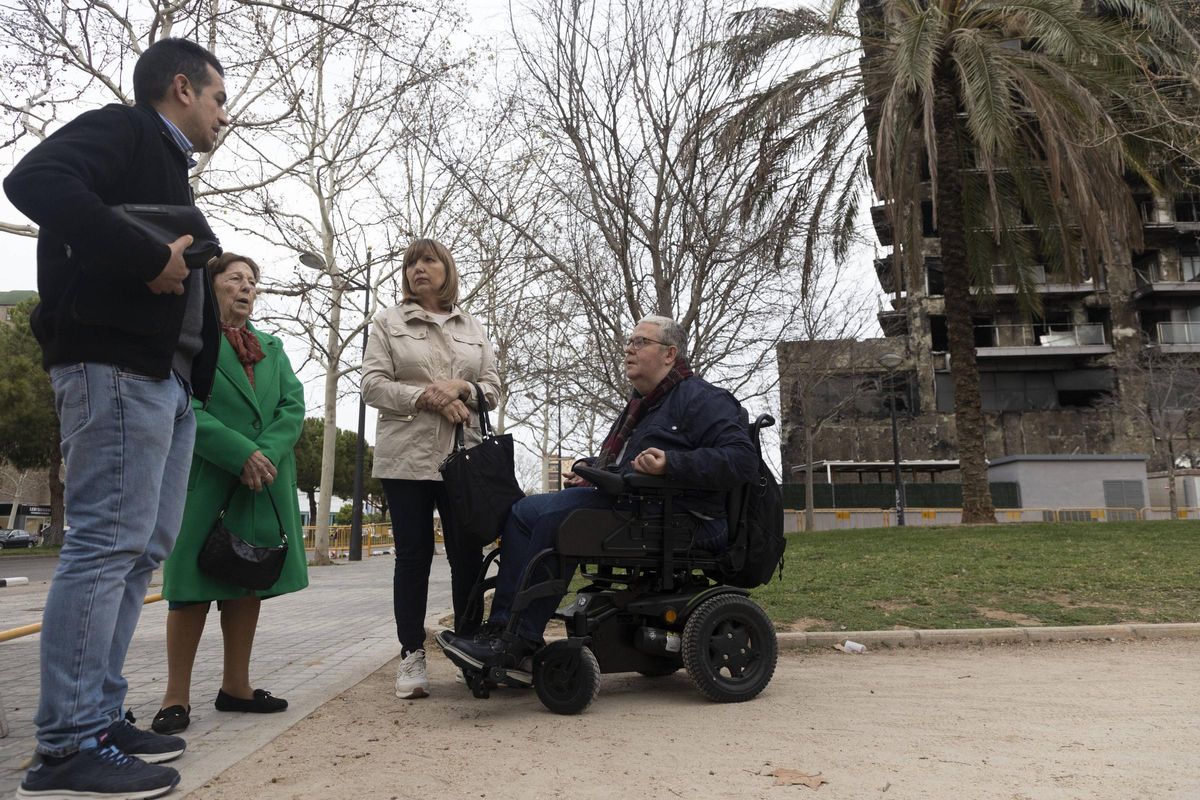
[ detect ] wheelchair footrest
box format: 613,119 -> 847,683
441,647 -> 533,697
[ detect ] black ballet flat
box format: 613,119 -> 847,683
214,688 -> 288,714
150,704 -> 191,734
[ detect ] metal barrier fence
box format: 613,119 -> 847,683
301,522 -> 405,558
785,506 -> 1200,531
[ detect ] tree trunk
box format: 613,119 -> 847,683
1167,435 -> 1178,517
308,489 -> 318,531
6,470 -> 23,529
313,287 -> 343,567
933,60 -> 995,524
46,447 -> 65,547
804,427 -> 815,532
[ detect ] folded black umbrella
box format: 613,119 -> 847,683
113,203 -> 222,270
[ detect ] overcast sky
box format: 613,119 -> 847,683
0,0 -> 523,293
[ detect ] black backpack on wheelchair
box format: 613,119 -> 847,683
451,413 -> 782,715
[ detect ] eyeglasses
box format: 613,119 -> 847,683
624,336 -> 669,351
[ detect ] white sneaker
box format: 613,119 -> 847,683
395,649 -> 430,699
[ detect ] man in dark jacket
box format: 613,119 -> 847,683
4,38 -> 228,800
438,315 -> 758,682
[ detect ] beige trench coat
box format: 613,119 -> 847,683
362,302 -> 501,481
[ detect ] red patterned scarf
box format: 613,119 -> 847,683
221,323 -> 265,387
596,356 -> 694,469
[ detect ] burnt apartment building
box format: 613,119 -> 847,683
778,3 -> 1200,485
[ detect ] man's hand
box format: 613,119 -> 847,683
146,235 -> 193,296
437,398 -> 470,425
562,470 -> 590,488
631,448 -> 668,476
418,379 -> 469,410
240,450 -> 277,491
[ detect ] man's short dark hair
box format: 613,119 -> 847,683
133,38 -> 224,105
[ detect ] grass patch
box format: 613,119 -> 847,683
0,545 -> 60,557
751,520 -> 1200,630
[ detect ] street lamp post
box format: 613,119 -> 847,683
877,353 -> 906,527
556,391 -> 562,491
348,250 -> 372,561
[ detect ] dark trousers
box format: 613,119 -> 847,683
382,478 -> 484,655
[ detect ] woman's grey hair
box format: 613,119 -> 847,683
638,315 -> 687,358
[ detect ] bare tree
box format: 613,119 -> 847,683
438,0 -> 817,409
778,255 -> 876,530
1101,339 -> 1200,516
215,6 -> 466,564
0,0 -> 472,563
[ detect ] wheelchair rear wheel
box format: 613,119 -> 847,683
534,641 -> 601,715
682,593 -> 777,703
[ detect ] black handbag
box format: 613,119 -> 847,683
197,483 -> 289,591
113,203 -> 222,270
438,383 -> 526,549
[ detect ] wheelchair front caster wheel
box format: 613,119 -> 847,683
533,641 -> 600,715
682,593 -> 777,703
464,671 -> 492,699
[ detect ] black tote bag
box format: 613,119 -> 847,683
438,383 -> 526,548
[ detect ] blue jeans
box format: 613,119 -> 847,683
36,363 -> 195,756
488,488 -> 725,642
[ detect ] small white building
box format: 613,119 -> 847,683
987,454 -> 1149,514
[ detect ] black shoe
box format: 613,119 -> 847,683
18,741 -> 180,799
104,712 -> 186,764
151,705 -> 191,735
439,631 -> 537,675
214,688 -> 288,714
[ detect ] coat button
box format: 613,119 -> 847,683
252,420 -> 262,430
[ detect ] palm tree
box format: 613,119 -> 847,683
722,0 -> 1200,522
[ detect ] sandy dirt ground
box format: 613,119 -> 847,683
183,638 -> 1200,800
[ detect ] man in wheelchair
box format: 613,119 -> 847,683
437,315 -> 758,686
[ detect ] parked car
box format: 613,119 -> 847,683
0,529 -> 37,549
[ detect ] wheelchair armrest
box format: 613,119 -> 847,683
573,465 -> 626,496
623,473 -> 693,493
574,465 -> 694,496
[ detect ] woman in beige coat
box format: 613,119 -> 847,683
362,238 -> 500,699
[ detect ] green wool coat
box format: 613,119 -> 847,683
162,325 -> 309,601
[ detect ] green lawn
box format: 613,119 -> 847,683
0,545 -> 59,557
750,520 -> 1200,631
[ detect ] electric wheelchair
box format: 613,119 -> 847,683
443,414 -> 780,715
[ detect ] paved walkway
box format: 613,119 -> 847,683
6,552 -> 1200,798
0,554 -> 449,798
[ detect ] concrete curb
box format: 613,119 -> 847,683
776,622 -> 1200,652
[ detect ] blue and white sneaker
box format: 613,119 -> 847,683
17,741 -> 180,799
105,711 -> 186,764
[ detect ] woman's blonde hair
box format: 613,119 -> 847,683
400,238 -> 458,310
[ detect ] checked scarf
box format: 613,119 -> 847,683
595,356 -> 694,469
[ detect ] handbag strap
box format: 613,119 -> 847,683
452,382 -> 493,452
218,480 -> 288,545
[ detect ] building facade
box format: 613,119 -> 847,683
778,4 -> 1200,486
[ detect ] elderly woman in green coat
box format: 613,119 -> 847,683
153,253 -> 308,735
